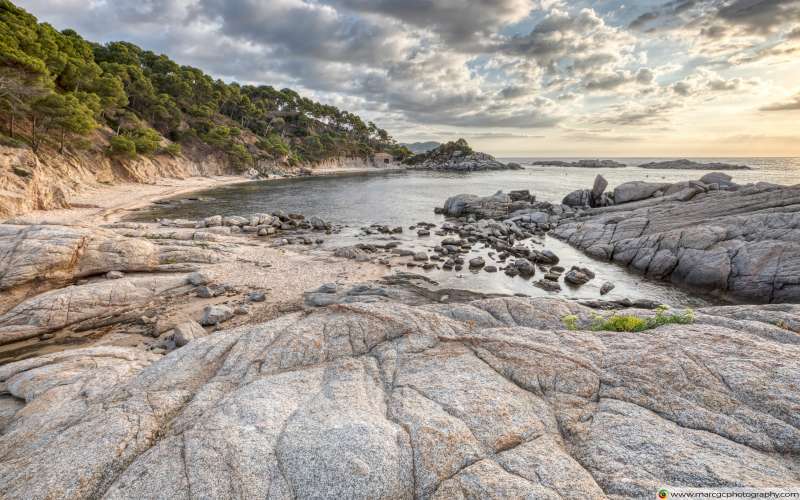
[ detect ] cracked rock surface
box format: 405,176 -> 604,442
1,296 -> 798,499
553,183 -> 800,303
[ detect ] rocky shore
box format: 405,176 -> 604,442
1,290 -> 798,498
554,174 -> 800,303
1,169 -> 799,498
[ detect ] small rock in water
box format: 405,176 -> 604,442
417,229 -> 431,237
484,265 -> 498,273
413,251 -> 429,262
534,280 -> 562,292
600,282 -> 616,295
469,257 -> 485,268
564,266 -> 595,286
106,271 -> 124,280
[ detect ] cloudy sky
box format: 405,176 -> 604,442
19,0 -> 800,156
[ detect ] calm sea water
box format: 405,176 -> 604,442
129,157 -> 800,307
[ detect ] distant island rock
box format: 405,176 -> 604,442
400,141 -> 441,154
638,159 -> 752,170
404,139 -> 521,172
531,159 -> 627,168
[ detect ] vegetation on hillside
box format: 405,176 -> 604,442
0,0 -> 409,170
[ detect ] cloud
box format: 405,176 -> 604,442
716,0 -> 800,35
331,0 -> 534,47
595,102 -> 678,126
760,92 -> 800,111
14,0 -> 798,152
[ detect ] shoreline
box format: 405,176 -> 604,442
5,164 -> 407,225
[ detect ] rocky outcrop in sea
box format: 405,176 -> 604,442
638,159 -> 752,170
404,138 -> 521,172
531,159 -> 626,168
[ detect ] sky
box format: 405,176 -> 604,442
18,0 -> 800,157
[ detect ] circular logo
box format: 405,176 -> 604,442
657,488 -> 669,499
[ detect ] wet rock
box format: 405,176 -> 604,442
511,258 -> 536,278
484,265 -> 498,273
309,216 -> 330,230
564,266 -> 595,286
600,282 -> 616,295
534,279 -> 562,292
469,257 -> 485,268
413,252 -> 429,262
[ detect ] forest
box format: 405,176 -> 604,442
0,0 -> 410,169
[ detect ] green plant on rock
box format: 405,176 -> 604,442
562,315 -> 579,331
590,306 -> 696,333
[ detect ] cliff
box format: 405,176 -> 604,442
0,144 -> 238,218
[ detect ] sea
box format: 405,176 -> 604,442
128,157 -> 800,307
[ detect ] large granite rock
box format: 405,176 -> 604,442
0,276 -> 188,345
0,296 -> 798,498
612,181 -> 672,204
0,224 -> 221,295
553,182 -> 800,302
442,191 -> 512,219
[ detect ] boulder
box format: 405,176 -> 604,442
564,266 -> 595,286
562,189 -> 592,208
613,181 -> 671,205
171,320 -> 207,347
700,172 -> 735,187
469,257 -> 485,268
591,175 -> 608,205
200,305 -> 234,326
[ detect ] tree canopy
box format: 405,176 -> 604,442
0,0 -> 409,168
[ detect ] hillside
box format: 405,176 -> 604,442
0,0 -> 413,216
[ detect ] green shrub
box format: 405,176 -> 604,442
593,314 -> 649,332
130,127 -> 161,155
0,134 -> 27,148
589,306 -> 695,332
562,315 -> 579,331
109,135 -> 137,158
163,142 -> 181,156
